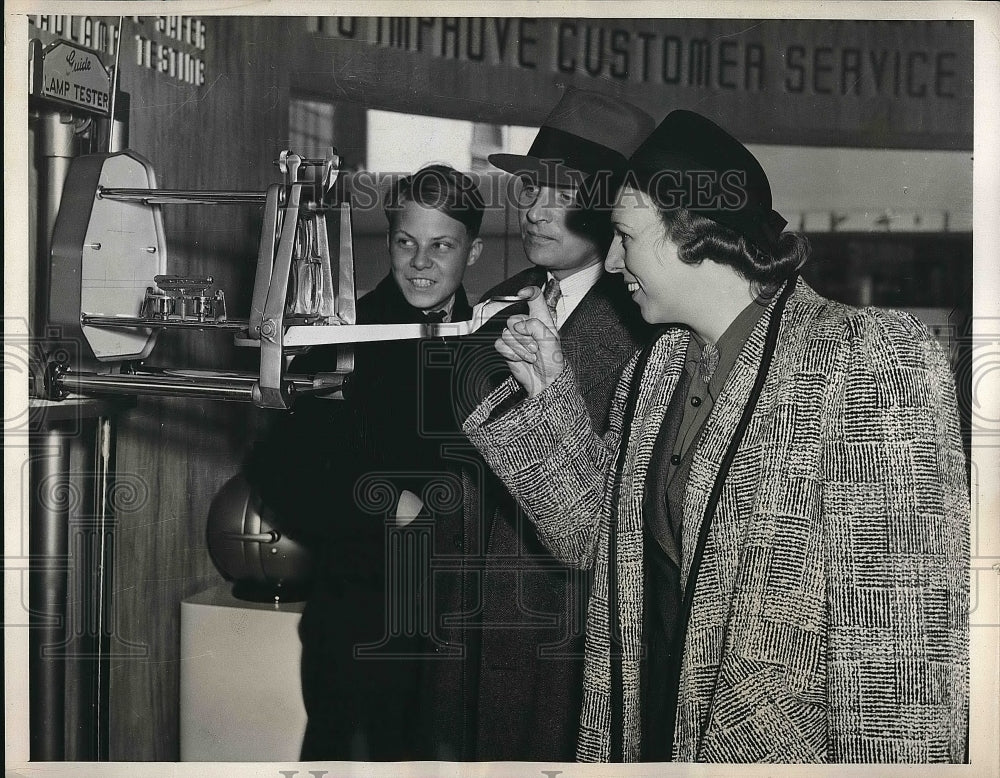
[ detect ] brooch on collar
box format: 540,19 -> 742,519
697,342 -> 720,385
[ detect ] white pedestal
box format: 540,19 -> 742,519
179,583 -> 307,761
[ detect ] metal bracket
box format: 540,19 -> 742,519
248,183 -> 282,337
252,182 -> 302,408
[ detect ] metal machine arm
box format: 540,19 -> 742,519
37,147 -> 358,409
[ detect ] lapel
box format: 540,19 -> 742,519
561,273 -> 643,399
451,286 -> 473,322
606,328 -> 687,693
480,267 -> 545,301
678,279 -> 799,592
618,331 -> 689,535
668,278 -> 833,760
357,274 -> 418,324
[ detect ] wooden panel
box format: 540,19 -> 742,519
106,17 -> 288,761
111,402 -> 268,760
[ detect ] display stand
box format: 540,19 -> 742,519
179,583 -> 307,761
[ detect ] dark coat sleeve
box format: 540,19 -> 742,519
244,396 -> 365,547
242,278 -> 400,546
450,301 -> 528,422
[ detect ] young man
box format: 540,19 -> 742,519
421,88 -> 655,761
248,164 -> 485,761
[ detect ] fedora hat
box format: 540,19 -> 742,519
628,109 -> 788,254
489,87 -> 654,187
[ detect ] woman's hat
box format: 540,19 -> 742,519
628,110 -> 788,254
489,88 -> 655,188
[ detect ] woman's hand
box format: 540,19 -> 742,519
495,286 -> 564,397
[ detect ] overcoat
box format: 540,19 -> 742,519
421,265 -> 648,761
465,278 -> 969,763
249,273 -> 474,761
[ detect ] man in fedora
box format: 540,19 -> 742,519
420,88 -> 654,761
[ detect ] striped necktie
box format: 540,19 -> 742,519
542,277 -> 562,327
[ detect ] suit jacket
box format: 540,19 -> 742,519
465,278 -> 969,763
421,266 -> 649,761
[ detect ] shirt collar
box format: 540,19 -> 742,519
548,262 -> 604,300
546,262 -> 604,328
424,293 -> 456,323
685,296 -> 769,400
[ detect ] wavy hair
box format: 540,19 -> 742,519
658,207 -> 810,293
384,164 -> 486,238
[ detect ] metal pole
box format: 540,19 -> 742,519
97,188 -> 267,205
100,32 -> 123,756
93,416 -> 113,760
109,92 -> 129,154
107,16 -> 123,153
62,373 -> 260,402
29,427 -> 72,760
35,110 -> 76,339
80,315 -> 248,331
54,367 -> 343,399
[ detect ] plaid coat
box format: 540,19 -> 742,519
464,279 -> 969,763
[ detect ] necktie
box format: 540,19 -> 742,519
423,310 -> 447,324
542,277 -> 562,327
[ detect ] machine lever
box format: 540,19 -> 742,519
97,187 -> 268,205
219,530 -> 280,544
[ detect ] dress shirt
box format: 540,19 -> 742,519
669,296 -> 770,474
469,261 -> 604,332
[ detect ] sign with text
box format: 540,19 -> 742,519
301,17 -> 973,150
25,16 -> 973,150
29,16 -> 208,87
34,39 -> 112,114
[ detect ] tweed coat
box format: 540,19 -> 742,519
421,265 -> 648,760
464,278 -> 969,763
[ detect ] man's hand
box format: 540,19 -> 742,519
495,286 -> 564,397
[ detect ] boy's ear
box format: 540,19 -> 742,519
466,237 -> 484,267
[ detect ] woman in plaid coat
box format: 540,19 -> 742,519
463,111 -> 969,763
